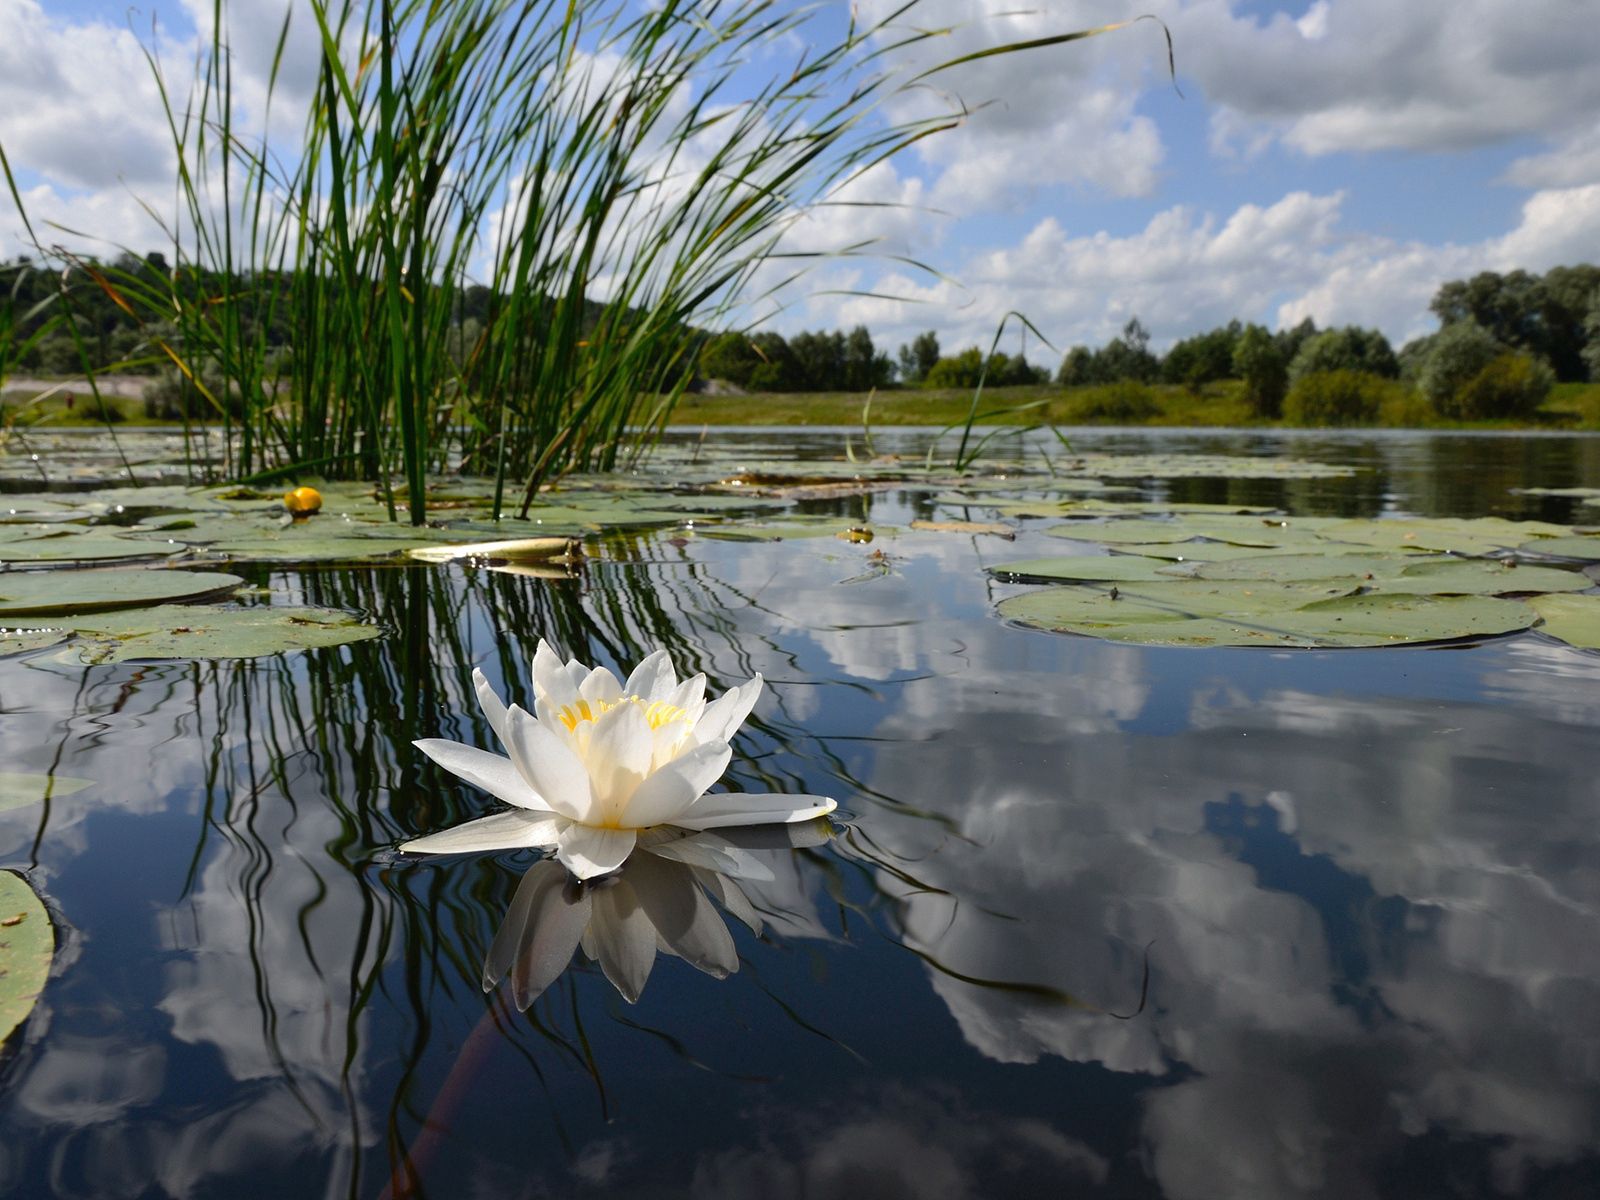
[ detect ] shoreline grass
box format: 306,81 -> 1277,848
9,378 -> 1597,435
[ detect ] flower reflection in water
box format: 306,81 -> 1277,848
485,822 -> 833,1007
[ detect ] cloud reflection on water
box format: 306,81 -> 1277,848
847,620 -> 1600,1198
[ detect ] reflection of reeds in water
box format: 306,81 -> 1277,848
153,555 -> 870,1192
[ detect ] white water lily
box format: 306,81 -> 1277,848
404,641 -> 836,879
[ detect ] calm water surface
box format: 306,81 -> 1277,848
2,428 -> 1599,1199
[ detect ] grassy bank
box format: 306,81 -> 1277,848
672,380 -> 1600,431
6,377 -> 1600,435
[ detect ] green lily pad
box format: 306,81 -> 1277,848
0,870 -> 52,1046
1191,552 -> 1447,583
1063,454 -> 1356,480
988,556 -> 1188,583
66,605 -> 383,663
1114,541 -> 1303,562
0,629 -> 68,656
0,531 -> 177,564
696,518 -> 887,542
0,568 -> 245,617
1183,552 -> 1586,595
1518,535 -> 1600,561
1528,593 -> 1600,649
0,773 -> 93,813
1046,514 -> 1343,550
1362,559 -> 1588,596
1316,517 -> 1559,556
999,581 -> 1535,647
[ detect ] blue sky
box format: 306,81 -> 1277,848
3,0 -> 1598,361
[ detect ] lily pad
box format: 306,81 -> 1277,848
1046,514 -> 1341,550
1191,552 -> 1449,583
1518,535 -> 1600,561
988,556 -> 1187,583
1316,517 -> 1559,556
998,581 -> 1535,647
696,518 -> 887,542
66,605 -> 383,663
0,870 -> 52,1046
1362,559 -> 1588,596
0,531 -> 177,564
0,568 -> 245,617
1065,454 -> 1357,480
1528,593 -> 1600,649
908,520 -> 1015,537
0,773 -> 93,814
0,629 -> 68,656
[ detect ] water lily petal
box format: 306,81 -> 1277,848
483,861 -> 591,1010
532,640 -> 579,711
666,673 -> 706,714
587,879 -> 657,1003
557,823 -> 637,880
585,701 -> 653,821
413,738 -> 553,811
623,649 -> 676,701
692,675 -> 763,745
473,669 -> 508,743
673,792 -> 837,831
402,810 -> 564,855
579,665 -> 624,705
622,740 -> 731,828
629,854 -> 737,977
502,706 -> 592,821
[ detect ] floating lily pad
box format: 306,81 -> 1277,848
0,870 -> 52,1046
696,518 -> 887,542
1528,593 -> 1600,649
0,568 -> 245,617
1518,535 -> 1600,561
0,531 -> 177,564
66,605 -> 383,663
0,629 -> 68,656
999,581 -> 1535,647
1114,541 -> 1301,562
1316,517 -> 1563,556
1191,552 -> 1450,583
1065,454 -> 1357,480
992,499 -> 1274,518
1046,514 -> 1344,550
909,520 -> 1015,537
1361,559 -> 1588,596
0,773 -> 93,814
988,556 -> 1186,583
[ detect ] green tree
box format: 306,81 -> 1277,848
1162,320 -> 1241,390
1056,345 -> 1097,386
1274,316 -> 1318,367
897,330 -> 940,383
1416,321 -> 1503,414
925,347 -> 985,389
1232,324 -> 1286,418
1096,317 -> 1159,382
698,331 -> 761,388
1288,326 -> 1398,383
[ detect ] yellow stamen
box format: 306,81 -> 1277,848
558,695 -> 687,732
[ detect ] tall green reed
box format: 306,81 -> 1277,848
11,3 -> 1156,522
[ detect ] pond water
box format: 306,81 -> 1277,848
2,427 -> 1599,1199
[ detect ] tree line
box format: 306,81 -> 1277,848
6,255 -> 1598,418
